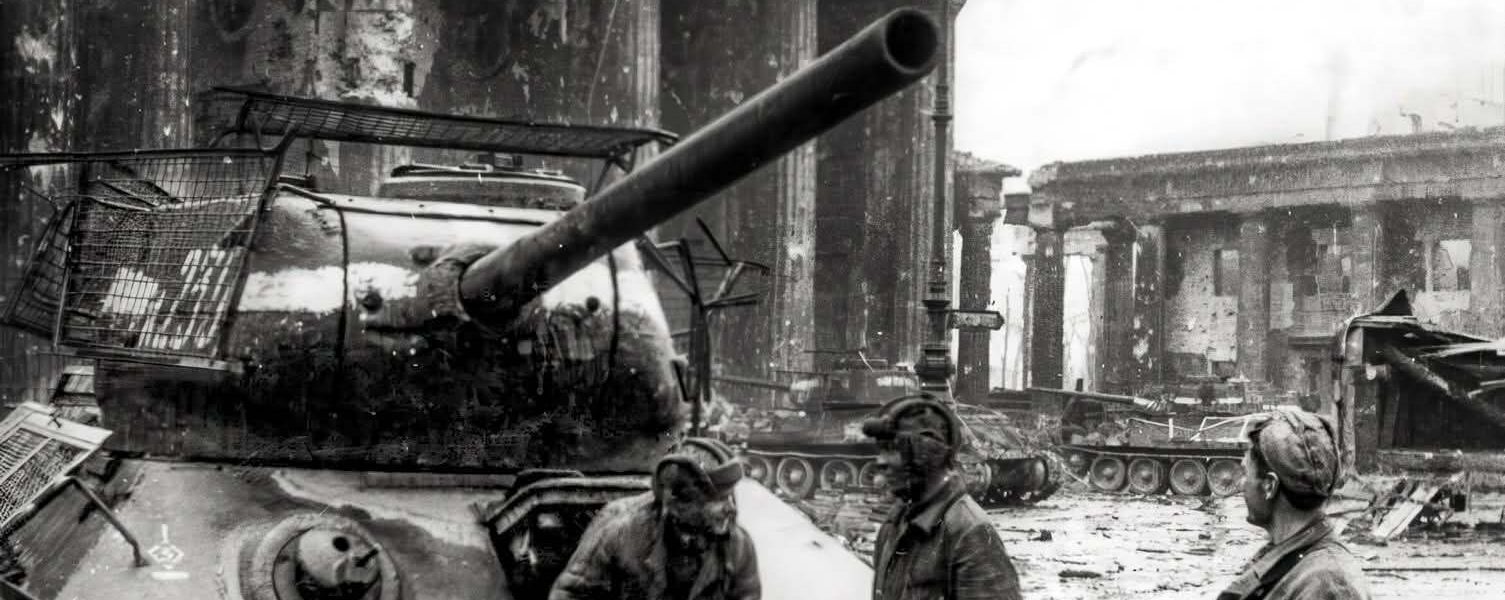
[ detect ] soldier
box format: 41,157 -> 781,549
1217,411 -> 1372,600
862,396 -> 1022,600
549,437 -> 760,600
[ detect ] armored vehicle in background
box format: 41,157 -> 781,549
1040,386 -> 1263,497
736,356 -> 1059,506
0,9 -> 940,600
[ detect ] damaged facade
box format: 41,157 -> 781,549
1026,126 -> 1505,463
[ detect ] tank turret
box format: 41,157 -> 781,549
0,9 -> 939,600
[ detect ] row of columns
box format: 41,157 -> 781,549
1027,199 -> 1505,399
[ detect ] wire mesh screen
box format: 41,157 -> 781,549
1,150 -> 278,367
0,404 -> 109,540
213,87 -> 675,159
2,203 -> 75,340
0,430 -> 80,532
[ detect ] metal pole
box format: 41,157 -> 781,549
917,0 -> 955,398
66,477 -> 150,567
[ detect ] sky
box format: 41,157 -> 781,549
955,0 -> 1505,193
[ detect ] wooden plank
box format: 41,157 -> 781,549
1369,480 -> 1441,541
1377,449 -> 1505,474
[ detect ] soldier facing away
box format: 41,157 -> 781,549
863,396 -> 1023,600
1217,410 -> 1372,600
549,438 -> 760,600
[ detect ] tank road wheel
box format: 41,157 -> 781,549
1089,456 -> 1128,492
744,455 -> 774,486
1168,459 -> 1209,496
1207,459 -> 1244,497
818,459 -> 860,492
857,461 -> 881,489
1066,450 -> 1093,477
775,457 -> 817,499
960,461 -> 994,498
1126,457 -> 1168,495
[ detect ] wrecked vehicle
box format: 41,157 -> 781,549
1333,290 -> 1505,478
735,357 -> 1060,505
1039,386 -> 1261,497
0,9 -> 939,600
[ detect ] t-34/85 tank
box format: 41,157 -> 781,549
738,357 -> 1058,506
0,9 -> 940,600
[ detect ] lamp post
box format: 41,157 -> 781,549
916,0 -> 956,398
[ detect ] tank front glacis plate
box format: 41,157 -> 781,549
51,460 -> 507,600
96,191 -> 683,473
45,462 -> 878,600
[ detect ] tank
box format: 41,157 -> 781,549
1036,387 -> 1261,497
730,356 -> 1059,506
0,9 -> 940,600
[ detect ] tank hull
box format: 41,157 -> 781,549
18,459 -> 871,600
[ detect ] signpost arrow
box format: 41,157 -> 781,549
948,309 -> 1005,331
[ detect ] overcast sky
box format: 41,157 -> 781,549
956,0 -> 1505,193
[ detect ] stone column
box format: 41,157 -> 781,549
1236,213 -> 1272,383
1470,199 -> 1505,338
1028,229 -> 1065,389
660,0 -> 817,381
1,0 -> 79,403
1099,223 -> 1136,395
1349,204 -> 1386,314
75,0 -> 193,150
953,157 -> 1010,402
816,0 -> 960,365
1132,222 -> 1167,393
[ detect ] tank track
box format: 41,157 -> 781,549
1060,445 -> 1248,497
738,447 -> 1061,507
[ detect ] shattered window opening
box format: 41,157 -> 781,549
1427,239 -> 1472,292
1212,248 -> 1239,298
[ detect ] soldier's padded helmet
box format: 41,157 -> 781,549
655,437 -> 745,501
860,395 -> 966,465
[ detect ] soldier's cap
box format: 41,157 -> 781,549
860,395 -> 964,457
655,437 -> 744,498
1248,410 -> 1342,498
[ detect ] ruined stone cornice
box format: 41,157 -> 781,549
954,150 -> 1020,177
1028,126 -> 1505,222
1029,126 -> 1505,188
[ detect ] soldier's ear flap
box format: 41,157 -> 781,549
654,460 -> 700,502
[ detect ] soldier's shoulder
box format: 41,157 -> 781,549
944,493 -> 996,531
592,493 -> 657,532
1282,544 -> 1373,599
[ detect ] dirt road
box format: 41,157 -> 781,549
986,490 -> 1505,600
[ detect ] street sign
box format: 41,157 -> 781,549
948,309 -> 1005,331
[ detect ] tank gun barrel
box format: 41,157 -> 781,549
1028,387 -> 1166,411
459,7 -> 941,325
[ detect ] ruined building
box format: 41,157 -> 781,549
1025,127 -> 1505,414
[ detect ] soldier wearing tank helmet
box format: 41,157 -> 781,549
549,437 -> 760,600
1217,410 -> 1372,600
863,395 -> 1022,600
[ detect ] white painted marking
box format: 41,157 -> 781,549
146,523 -> 190,580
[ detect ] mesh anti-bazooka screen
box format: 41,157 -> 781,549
1,150 -> 279,368
215,87 -> 677,159
0,403 -> 111,536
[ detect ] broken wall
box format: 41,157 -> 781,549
1163,217 -> 1239,381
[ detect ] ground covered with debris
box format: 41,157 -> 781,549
791,478 -> 1505,599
